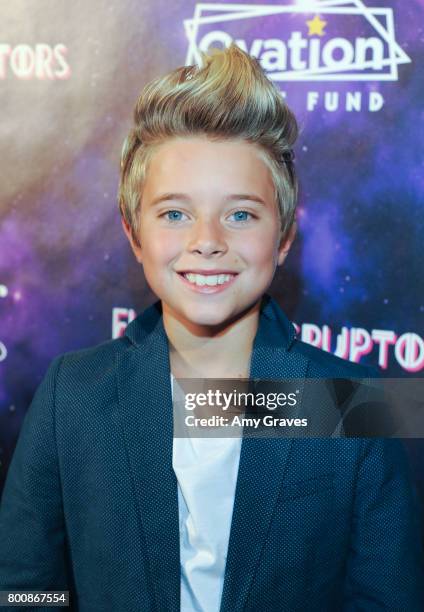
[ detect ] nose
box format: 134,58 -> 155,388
187,217 -> 228,257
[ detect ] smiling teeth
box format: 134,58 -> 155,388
183,273 -> 234,286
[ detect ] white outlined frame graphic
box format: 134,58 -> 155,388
184,0 -> 411,81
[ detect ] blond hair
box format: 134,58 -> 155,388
118,43 -> 298,246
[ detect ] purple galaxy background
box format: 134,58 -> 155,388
1,0 -> 423,488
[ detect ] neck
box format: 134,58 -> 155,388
162,300 -> 262,379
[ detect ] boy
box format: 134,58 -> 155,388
0,44 -> 423,611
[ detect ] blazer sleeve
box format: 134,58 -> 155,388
343,438 -> 424,610
0,355 -> 70,593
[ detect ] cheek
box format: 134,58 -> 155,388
142,228 -> 182,265
240,232 -> 279,268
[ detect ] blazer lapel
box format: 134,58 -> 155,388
219,296 -> 310,612
116,302 -> 180,612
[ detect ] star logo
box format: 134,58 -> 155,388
306,14 -> 327,36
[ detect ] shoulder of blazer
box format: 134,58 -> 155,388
259,293 -> 377,380
52,300 -> 162,382
50,335 -> 132,392
291,338 -> 376,379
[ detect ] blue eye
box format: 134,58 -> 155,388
164,210 -> 185,222
230,210 -> 252,222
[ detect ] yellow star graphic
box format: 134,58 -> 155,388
306,14 -> 327,36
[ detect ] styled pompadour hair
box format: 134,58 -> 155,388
118,43 -> 298,246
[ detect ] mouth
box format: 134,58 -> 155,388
176,270 -> 239,292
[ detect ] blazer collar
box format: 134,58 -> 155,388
117,294 -> 308,612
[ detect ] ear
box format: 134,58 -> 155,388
277,221 -> 297,267
121,216 -> 143,264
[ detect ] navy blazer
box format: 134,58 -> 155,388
0,294 -> 423,611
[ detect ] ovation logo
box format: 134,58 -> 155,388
184,0 -> 410,82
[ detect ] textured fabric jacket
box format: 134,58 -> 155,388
0,294 -> 423,611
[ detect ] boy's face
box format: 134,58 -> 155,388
122,136 -> 295,330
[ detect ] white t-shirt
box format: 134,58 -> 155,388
171,373 -> 242,612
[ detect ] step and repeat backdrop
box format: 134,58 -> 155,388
0,0 -> 423,492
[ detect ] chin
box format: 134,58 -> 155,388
185,312 -> 230,328
180,305 -> 234,329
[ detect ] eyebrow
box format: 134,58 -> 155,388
149,192 -> 266,207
